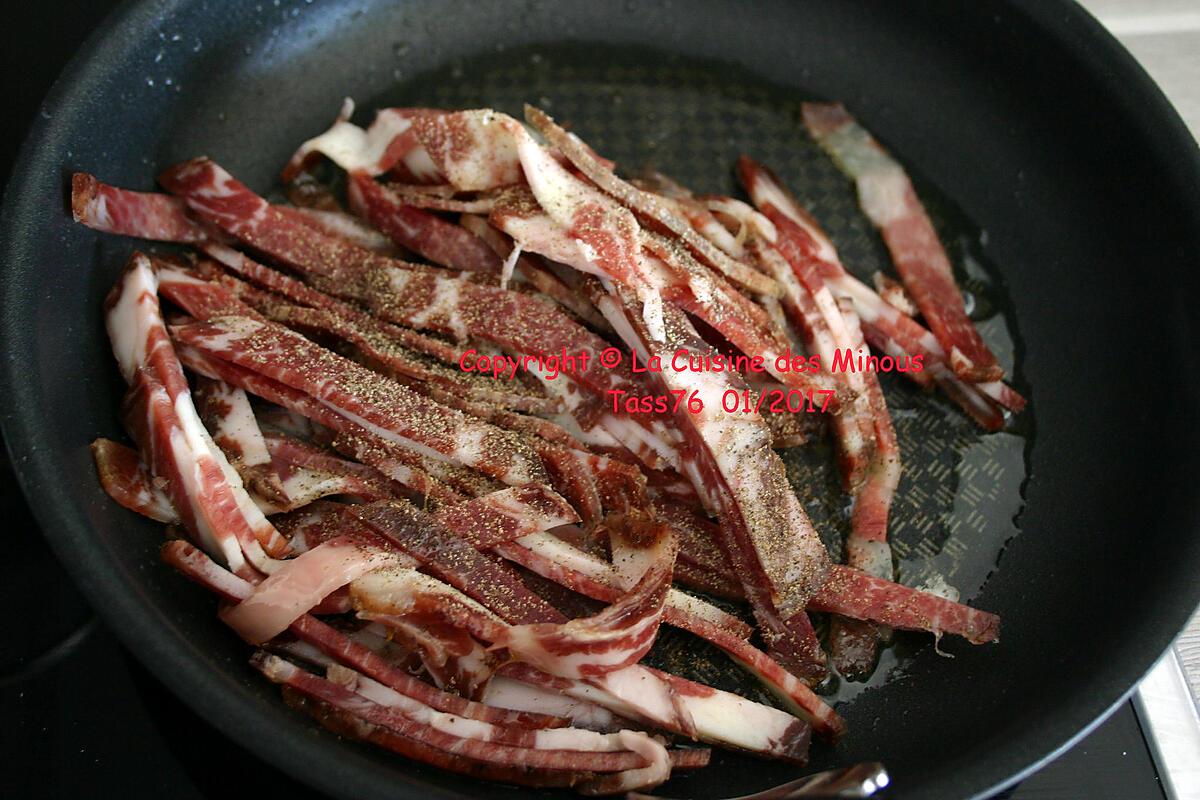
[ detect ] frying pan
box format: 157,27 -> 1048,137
2,0 -> 1199,797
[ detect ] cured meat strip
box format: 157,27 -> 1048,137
202,245 -> 555,413
174,342 -> 472,507
71,173 -> 209,243
221,536 -> 401,644
160,540 -> 568,729
348,172 -> 502,272
262,432 -> 402,505
489,528 -> 843,739
171,315 -> 549,487
801,102 -> 1003,383
90,438 -> 177,523
492,527 -> 676,679
404,109 -> 524,191
107,254 -> 289,575
158,157 -> 428,286
278,206 -> 399,254
828,301 -> 901,678
811,565 -> 1000,645
749,239 -> 874,490
738,156 -> 1023,426
194,376 -> 287,504
499,662 -> 811,764
595,287 -> 831,683
523,106 -> 778,297
351,500 -> 568,626
481,676 -> 628,733
387,184 -> 498,213
282,101 -> 431,182
432,484 -> 580,549
460,213 -> 610,328
351,558 -> 811,762
256,653 -> 674,778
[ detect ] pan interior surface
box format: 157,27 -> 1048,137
2,1 -> 1198,799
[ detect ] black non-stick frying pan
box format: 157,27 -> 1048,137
3,1 -> 1199,798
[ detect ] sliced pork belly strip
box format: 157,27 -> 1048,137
523,106 -> 778,298
801,102 -> 1002,383
738,156 -> 1023,425
221,536 -> 399,644
459,213 -> 610,328
348,172 -> 502,272
387,185 -> 498,213
491,528 -> 676,679
257,654 -> 672,777
71,173 -> 209,243
174,343 -> 472,507
405,108 -> 524,191
594,287 -> 831,683
262,432 -> 401,504
749,239 -> 873,490
90,438 -> 178,523
481,676 -> 628,733
160,540 -> 568,729
489,527 -> 842,739
831,301 -> 900,678
194,376 -> 287,505
351,501 -> 567,626
200,246 -> 555,414
282,101 -> 425,182
813,565 -> 1000,645
433,484 -> 579,548
170,315 -> 549,487
501,662 -> 811,764
158,157 -> 427,285
107,254 -> 289,570
277,206 -> 399,255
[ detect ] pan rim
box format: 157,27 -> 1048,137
2,0 -> 1198,798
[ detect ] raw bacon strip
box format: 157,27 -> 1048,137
263,432 -> 402,505
460,213 -> 610,329
203,248 -> 555,413
71,173 -> 208,243
279,206 -> 399,254
748,239 -> 873,489
351,501 -> 567,626
348,172 -> 502,272
221,536 -> 400,644
830,301 -> 901,678
174,343 -> 472,507
500,663 -> 811,764
194,376 -> 287,505
282,101 -> 426,182
523,106 -> 779,297
256,654 -> 679,793
738,156 -> 1023,425
481,676 -> 627,733
90,438 -> 177,523
490,528 -> 842,739
594,286 -> 831,683
405,109 -> 523,192
874,271 -> 918,316
432,484 -> 580,549
158,157 -> 425,286
367,614 -> 495,699
156,263 -> 264,322
352,562 -> 809,761
491,527 -> 676,678
811,565 -> 1000,645
107,254 -> 289,571
161,539 -> 568,729
801,103 -> 1003,382
323,427 -> 485,505
171,315 -> 549,487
